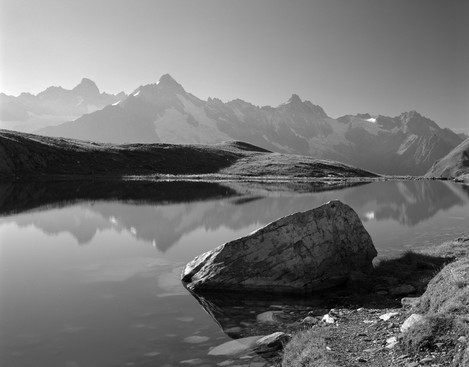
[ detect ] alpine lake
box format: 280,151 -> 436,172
1,179 -> 468,367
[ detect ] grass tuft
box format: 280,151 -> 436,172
282,328 -> 338,367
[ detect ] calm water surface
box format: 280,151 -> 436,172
0,180 -> 468,366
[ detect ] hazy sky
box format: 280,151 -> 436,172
1,0 -> 468,131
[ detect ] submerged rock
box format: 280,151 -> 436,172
182,200 -> 376,293
208,336 -> 263,356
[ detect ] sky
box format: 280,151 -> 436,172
1,0 -> 468,132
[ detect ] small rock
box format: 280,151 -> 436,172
406,363 -> 418,367
208,336 -> 263,356
180,359 -> 204,365
256,311 -> 282,323
400,314 -> 425,333
385,336 -> 398,349
356,307 -> 365,312
217,361 -> 234,366
391,284 -> 416,296
255,332 -> 291,351
321,314 -> 336,324
401,297 -> 420,309
458,336 -> 467,343
301,316 -> 318,325
379,311 -> 399,321
357,357 -> 367,362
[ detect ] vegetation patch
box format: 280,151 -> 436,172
282,328 -> 338,367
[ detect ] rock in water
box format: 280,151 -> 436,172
182,200 -> 376,293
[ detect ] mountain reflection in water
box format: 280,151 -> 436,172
0,180 -> 467,256
1,179 -> 468,367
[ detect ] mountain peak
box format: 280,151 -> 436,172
288,94 -> 302,104
155,74 -> 186,94
73,78 -> 100,96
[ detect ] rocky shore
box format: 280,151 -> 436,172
182,236 -> 468,367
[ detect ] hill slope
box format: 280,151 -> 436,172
425,137 -> 469,181
36,74 -> 462,175
0,130 -> 377,180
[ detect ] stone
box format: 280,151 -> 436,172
256,311 -> 282,323
401,297 -> 420,309
208,336 -> 263,356
255,332 -> 291,350
182,201 -> 377,293
390,284 -> 416,296
400,314 -> 425,333
321,314 -> 336,324
385,336 -> 398,349
379,312 -> 399,321
180,359 -> 204,365
301,316 -> 318,325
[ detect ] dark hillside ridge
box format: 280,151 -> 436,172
0,130 -> 377,180
425,137 -> 469,181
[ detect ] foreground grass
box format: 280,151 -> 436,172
282,328 -> 338,367
282,235 -> 469,366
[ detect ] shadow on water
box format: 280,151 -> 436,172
0,179 -> 370,216
0,180 -> 239,215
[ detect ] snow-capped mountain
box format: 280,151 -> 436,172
0,78 -> 126,132
36,74 -> 462,175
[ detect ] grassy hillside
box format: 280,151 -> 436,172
0,130 -> 378,180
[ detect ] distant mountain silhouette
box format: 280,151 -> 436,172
36,74 -> 462,175
0,78 -> 126,132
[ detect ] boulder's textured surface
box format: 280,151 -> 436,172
182,200 -> 377,293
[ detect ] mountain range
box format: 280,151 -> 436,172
2,74 -> 463,175
0,78 -> 126,132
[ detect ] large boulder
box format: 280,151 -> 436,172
182,200 -> 376,293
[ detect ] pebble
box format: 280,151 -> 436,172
321,314 -> 336,324
180,359 -> 204,365
256,311 -> 281,323
385,336 -> 398,349
302,316 -> 318,325
419,356 -> 433,364
217,361 -> 234,366
406,362 -> 419,367
379,311 -> 399,321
